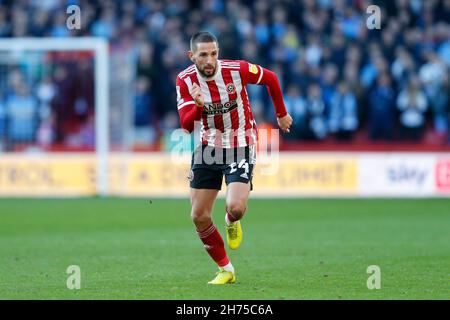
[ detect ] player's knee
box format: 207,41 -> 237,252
227,201 -> 246,220
191,210 -> 212,228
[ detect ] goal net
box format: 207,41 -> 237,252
0,37 -> 110,196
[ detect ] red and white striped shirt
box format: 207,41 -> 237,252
176,59 -> 287,148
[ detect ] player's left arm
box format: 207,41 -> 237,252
239,61 -> 293,133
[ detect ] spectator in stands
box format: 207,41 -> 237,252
287,57 -> 310,94
0,99 -> 4,150
391,46 -> 416,89
133,76 -> 155,146
328,81 -> 358,141
50,12 -> 71,37
419,51 -> 449,136
0,0 -> 449,149
437,25 -> 450,67
10,7 -> 27,37
360,42 -> 383,89
329,30 -> 347,71
5,83 -> 38,143
75,59 -> 95,122
136,42 -> 157,86
51,66 -> 74,143
396,75 -> 428,141
36,76 -> 55,121
305,84 -> 327,140
35,76 -> 56,148
320,63 -> 338,111
0,6 -> 10,37
90,8 -> 117,39
78,114 -> 95,148
31,10 -> 50,37
284,84 -> 308,140
304,34 -> 322,67
368,73 -> 396,141
37,112 -> 55,148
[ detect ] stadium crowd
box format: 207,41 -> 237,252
0,0 -> 449,151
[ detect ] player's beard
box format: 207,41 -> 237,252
198,64 -> 216,77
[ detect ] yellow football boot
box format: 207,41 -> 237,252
226,220 -> 242,250
207,269 -> 236,285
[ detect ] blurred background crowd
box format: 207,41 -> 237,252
0,0 -> 449,151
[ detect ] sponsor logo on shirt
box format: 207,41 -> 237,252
249,63 -> 258,74
203,100 -> 238,115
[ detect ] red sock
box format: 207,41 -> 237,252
226,211 -> 239,223
196,223 -> 229,267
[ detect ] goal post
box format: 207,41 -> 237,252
0,37 -> 110,196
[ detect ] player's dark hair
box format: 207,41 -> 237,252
190,31 -> 218,52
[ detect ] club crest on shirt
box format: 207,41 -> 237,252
226,83 -> 235,94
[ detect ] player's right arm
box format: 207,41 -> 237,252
239,60 -> 293,133
176,76 -> 204,133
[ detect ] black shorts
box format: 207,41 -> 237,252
189,144 -> 256,190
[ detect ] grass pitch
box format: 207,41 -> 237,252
0,198 -> 449,299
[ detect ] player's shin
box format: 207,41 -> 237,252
196,223 -> 231,268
